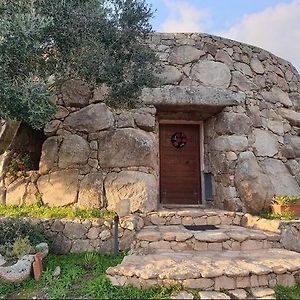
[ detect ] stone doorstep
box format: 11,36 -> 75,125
144,209 -> 282,234
106,248 -> 300,290
133,225 -> 281,251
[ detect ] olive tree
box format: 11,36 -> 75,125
0,0 -> 157,129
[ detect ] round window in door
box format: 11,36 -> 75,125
171,132 -> 187,149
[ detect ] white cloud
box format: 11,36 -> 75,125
219,0 -> 300,71
160,0 -> 210,33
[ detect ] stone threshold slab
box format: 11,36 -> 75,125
107,248 -> 300,290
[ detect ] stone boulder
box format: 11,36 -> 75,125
39,137 -> 59,174
261,158 -> 300,196
64,103 -> 114,133
105,171 -> 157,217
281,225 -> 300,252
63,222 -> 88,239
279,108 -> 300,127
157,65 -> 183,84
169,45 -> 205,65
213,136 -> 248,152
231,71 -> 257,91
58,134 -> 90,168
215,112 -> 252,135
250,57 -> 265,74
62,79 -> 91,107
6,178 -> 27,206
191,61 -> 231,88
252,129 -> 279,157
37,169 -> 79,207
0,255 -> 34,284
98,129 -> 157,168
283,135 -> 300,158
133,113 -> 156,132
262,87 -> 292,107
78,173 -> 104,209
235,152 -> 273,214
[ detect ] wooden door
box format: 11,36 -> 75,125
160,124 -> 201,205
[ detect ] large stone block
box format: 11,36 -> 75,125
261,158 -> 300,196
252,129 -> 279,157
37,169 -> 79,207
78,173 -> 104,209
191,61 -> 231,88
141,85 -> 245,107
98,129 -> 157,168
262,87 -> 292,107
58,134 -> 90,168
215,112 -> 252,135
281,225 -> 300,252
235,152 -> 273,213
6,178 -> 27,206
213,136 -> 248,152
231,71 -> 257,92
105,171 -> 158,216
279,108 -> 300,127
283,135 -> 300,158
39,137 -> 59,174
169,45 -> 205,65
157,65 -> 183,84
64,103 -> 114,133
61,79 -> 91,107
63,222 -> 88,239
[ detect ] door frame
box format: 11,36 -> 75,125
158,119 -> 206,207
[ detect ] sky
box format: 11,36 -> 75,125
148,0 -> 300,71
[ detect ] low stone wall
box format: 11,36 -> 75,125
0,215 -> 144,255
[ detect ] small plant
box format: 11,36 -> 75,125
35,192 -> 43,207
272,195 -> 300,205
6,153 -> 33,179
11,237 -> 33,258
82,252 -> 98,270
260,209 -> 295,221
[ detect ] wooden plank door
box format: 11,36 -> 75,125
160,124 -> 201,205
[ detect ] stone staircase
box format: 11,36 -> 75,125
107,209 -> 300,293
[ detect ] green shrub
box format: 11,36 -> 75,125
11,237 -> 33,258
6,153 -> 33,178
272,195 -> 300,205
0,218 -> 47,246
259,210 -> 294,221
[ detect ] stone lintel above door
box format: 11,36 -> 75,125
141,85 -> 245,108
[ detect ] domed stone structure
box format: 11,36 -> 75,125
1,32 -> 300,215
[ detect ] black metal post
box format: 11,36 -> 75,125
113,215 -> 119,257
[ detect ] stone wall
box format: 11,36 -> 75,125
0,32 -> 300,214
0,83 -> 159,215
0,214 -> 144,255
147,33 -> 300,213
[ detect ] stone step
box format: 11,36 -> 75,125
144,209 -> 281,233
106,248 -> 300,290
132,225 -> 281,252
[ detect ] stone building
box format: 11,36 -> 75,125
1,32 -> 300,215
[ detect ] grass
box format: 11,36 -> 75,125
0,204 -> 115,220
0,252 -> 178,299
258,210 -> 294,221
275,285 -> 300,299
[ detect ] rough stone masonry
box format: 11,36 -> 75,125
1,32 -> 300,215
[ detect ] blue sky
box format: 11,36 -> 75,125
147,0 -> 300,70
